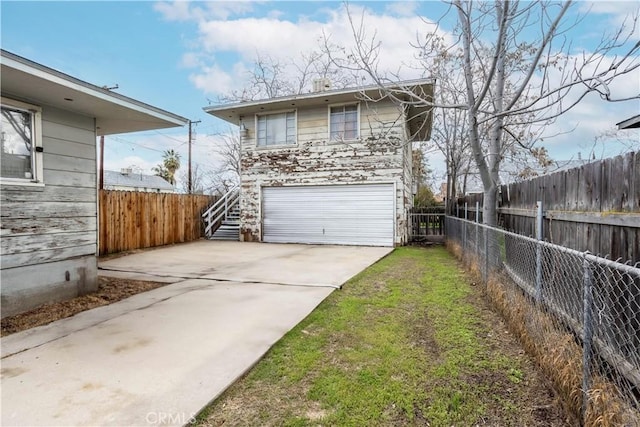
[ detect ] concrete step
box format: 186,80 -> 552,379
211,223 -> 239,241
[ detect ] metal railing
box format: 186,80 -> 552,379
446,215 -> 640,424
408,207 -> 445,242
202,187 -> 239,237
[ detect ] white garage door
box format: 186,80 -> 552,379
262,184 -> 394,246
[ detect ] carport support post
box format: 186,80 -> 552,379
535,200 -> 543,302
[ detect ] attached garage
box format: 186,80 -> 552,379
262,184 -> 395,246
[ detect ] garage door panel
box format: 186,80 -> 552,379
262,184 -> 394,246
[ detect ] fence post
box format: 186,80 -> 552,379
475,201 -> 480,258
464,202 -> 468,253
582,254 -> 594,422
483,225 -> 489,283
535,200 -> 543,302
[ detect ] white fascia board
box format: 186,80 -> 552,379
204,78 -> 434,118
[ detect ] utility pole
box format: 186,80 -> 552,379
188,120 -> 201,194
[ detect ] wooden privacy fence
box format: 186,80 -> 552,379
455,151 -> 640,263
99,190 -> 216,255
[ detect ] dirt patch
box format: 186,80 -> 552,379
1,276 -> 167,336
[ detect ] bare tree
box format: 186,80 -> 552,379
178,163 -> 208,194
329,1 -> 639,225
206,129 -> 241,195
582,127 -> 640,160
219,46 -> 362,102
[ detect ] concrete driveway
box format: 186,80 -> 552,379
1,241 -> 391,427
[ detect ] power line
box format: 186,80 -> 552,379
109,136 -> 167,154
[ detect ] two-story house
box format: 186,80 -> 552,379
204,79 -> 433,247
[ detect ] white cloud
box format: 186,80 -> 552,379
154,1 -> 255,22
578,1 -> 640,39
189,63 -> 237,95
154,1 -> 194,22
580,1 -> 639,16
180,51 -> 202,68
385,1 -> 419,17
184,4 -> 440,96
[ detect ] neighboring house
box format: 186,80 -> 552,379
1,50 -> 188,317
204,79 -> 433,247
104,169 -> 174,193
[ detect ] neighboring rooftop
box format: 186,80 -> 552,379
1,49 -> 188,135
104,169 -> 174,192
616,114 -> 640,130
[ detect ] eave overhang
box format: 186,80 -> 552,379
1,49 -> 188,136
204,79 -> 434,141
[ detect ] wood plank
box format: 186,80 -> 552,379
43,169 -> 95,188
1,202 -> 96,218
1,243 -> 96,269
41,120 -> 95,145
1,186 -> 96,203
43,153 -> 95,174
1,231 -> 96,257
43,105 -> 96,132
1,217 -> 96,237
44,136 -> 97,160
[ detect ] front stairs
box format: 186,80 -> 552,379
212,205 -> 240,240
203,187 -> 240,241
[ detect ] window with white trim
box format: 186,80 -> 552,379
1,98 -> 43,183
256,111 -> 296,146
330,104 -> 358,141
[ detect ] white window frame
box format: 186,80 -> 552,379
1,97 -> 44,186
255,109 -> 297,147
328,102 -> 360,142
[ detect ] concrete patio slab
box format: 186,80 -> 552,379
98,241 -> 392,287
1,242 -> 392,427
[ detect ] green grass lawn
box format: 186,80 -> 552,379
196,246 -> 566,426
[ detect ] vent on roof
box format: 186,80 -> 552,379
120,168 -> 132,175
312,78 -> 331,92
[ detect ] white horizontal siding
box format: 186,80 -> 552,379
1,105 -> 97,266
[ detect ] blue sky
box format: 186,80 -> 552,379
2,1 -> 639,189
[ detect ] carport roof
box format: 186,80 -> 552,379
204,78 -> 434,141
1,49 -> 188,135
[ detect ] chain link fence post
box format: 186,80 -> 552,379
535,201 -> 543,302
464,202 -> 468,256
582,254 -> 594,423
475,201 -> 480,258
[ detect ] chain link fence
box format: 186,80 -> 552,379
446,216 -> 640,425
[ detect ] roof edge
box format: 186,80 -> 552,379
616,114 -> 640,130
203,78 -> 435,113
1,49 -> 189,126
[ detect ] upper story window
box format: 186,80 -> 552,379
1,97 -> 43,184
257,111 -> 296,146
330,104 -> 358,141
